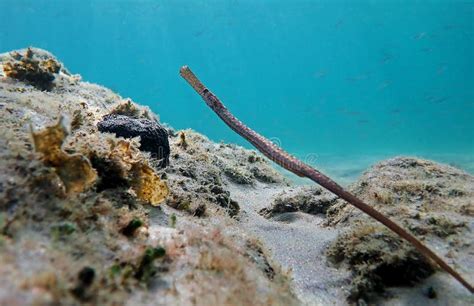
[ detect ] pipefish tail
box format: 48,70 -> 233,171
179,65 -> 473,294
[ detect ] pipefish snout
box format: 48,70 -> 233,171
179,65 -> 474,294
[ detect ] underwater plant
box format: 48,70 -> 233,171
180,66 -> 474,294
3,48 -> 61,91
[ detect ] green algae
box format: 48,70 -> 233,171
50,222 -> 76,240
135,247 -> 167,283
121,218 -> 143,237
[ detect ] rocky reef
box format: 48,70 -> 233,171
0,48 -> 472,306
0,48 -> 296,306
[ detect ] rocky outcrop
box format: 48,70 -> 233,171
326,157 -> 474,301
0,48 -> 298,306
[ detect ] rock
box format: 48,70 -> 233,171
1,48 -> 68,91
327,156 -> 474,226
164,129 -> 283,218
326,156 -> 474,302
224,166 -> 254,185
259,185 -> 337,219
97,114 -> 170,168
327,224 -> 434,301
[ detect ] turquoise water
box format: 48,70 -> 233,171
1,1 -> 473,182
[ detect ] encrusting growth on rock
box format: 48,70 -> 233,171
177,131 -> 188,149
31,117 -> 97,194
3,48 -> 61,91
92,138 -> 169,206
31,117 -> 169,205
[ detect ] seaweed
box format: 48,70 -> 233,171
169,214 -> 177,228
32,118 -> 168,205
120,218 -> 143,237
134,247 -> 166,283
3,48 -> 60,90
50,222 -> 76,240
130,160 -> 169,206
108,99 -> 152,119
94,139 -> 169,206
178,131 -> 188,149
32,118 -> 97,194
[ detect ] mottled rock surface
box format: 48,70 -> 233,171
259,185 -> 337,219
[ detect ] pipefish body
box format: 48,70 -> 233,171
179,65 -> 473,294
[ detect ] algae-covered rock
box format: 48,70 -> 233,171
1,48 -> 64,91
326,157 -> 474,302
164,129 -> 285,218
99,139 -> 169,206
259,185 -> 337,219
327,157 -> 474,226
0,48 -> 299,306
327,224 -> 434,301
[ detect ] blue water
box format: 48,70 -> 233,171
1,1 -> 473,181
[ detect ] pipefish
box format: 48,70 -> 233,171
179,65 -> 473,293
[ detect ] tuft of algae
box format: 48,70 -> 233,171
177,131 -> 188,149
31,118 -> 97,194
104,140 -> 169,206
108,99 -> 154,120
3,48 -> 61,91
